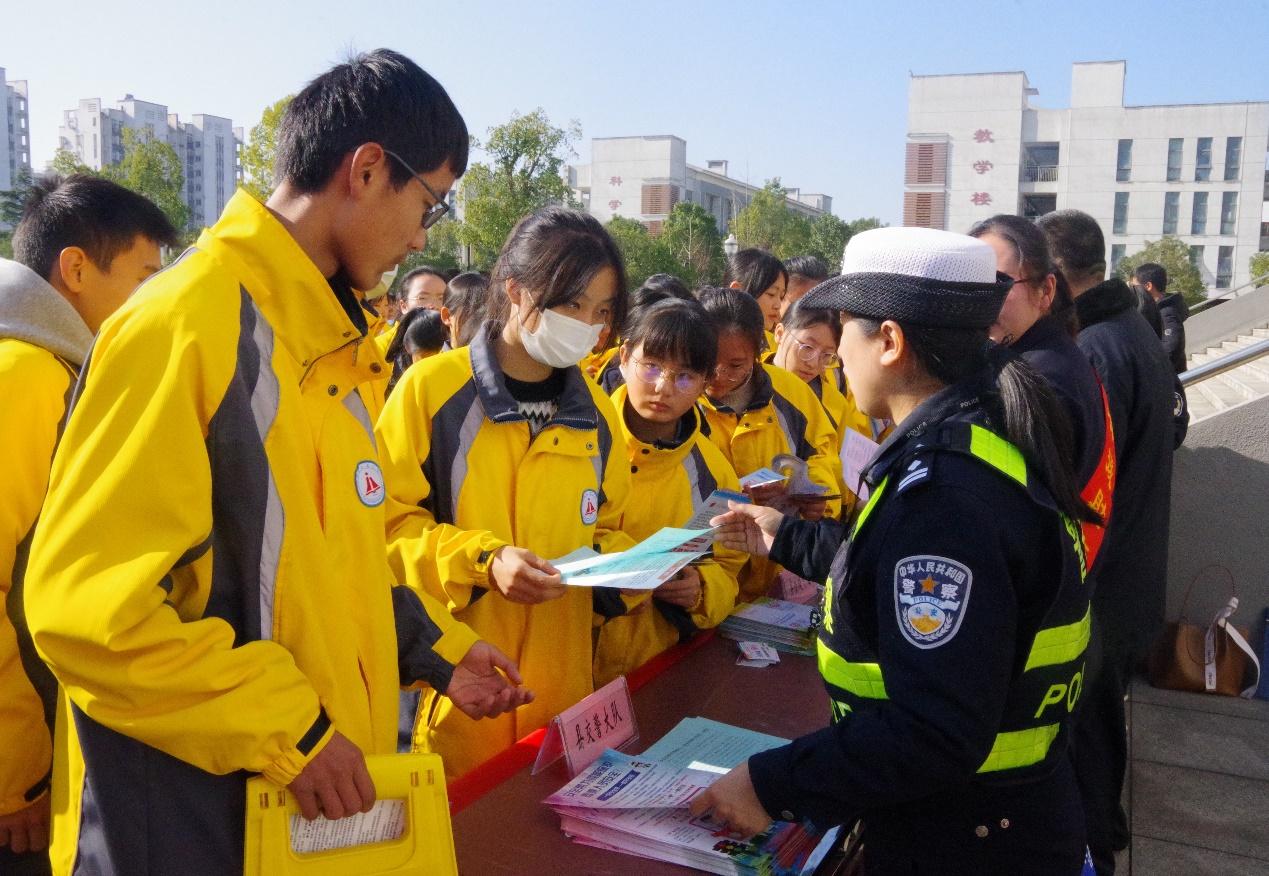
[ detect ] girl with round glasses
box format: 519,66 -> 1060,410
593,299 -> 745,685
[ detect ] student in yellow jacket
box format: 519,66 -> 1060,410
0,176 -> 177,872
377,206 -> 637,778
769,301 -> 872,514
697,288 -> 841,602
24,52 -> 530,875
593,300 -> 745,686
725,247 -> 786,354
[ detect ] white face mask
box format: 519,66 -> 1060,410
520,307 -> 604,369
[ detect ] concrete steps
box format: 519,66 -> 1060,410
1184,325 -> 1269,423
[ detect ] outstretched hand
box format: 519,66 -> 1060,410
447,640 -> 535,720
710,500 -> 784,558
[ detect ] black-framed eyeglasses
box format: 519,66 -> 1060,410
382,148 -> 451,229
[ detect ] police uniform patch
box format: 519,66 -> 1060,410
580,488 -> 600,525
894,554 -> 972,649
355,460 -> 386,507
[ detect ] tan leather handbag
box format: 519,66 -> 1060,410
1148,567 -> 1260,698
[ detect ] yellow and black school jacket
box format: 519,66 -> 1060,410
376,329 -> 635,778
749,382 -> 1090,868
24,191 -> 478,875
700,362 -> 842,601
0,259 -> 92,820
593,386 -> 745,686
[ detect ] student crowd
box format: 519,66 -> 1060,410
0,48 -> 1188,876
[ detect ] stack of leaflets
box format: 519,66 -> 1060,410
543,718 -> 840,876
718,597 -> 820,657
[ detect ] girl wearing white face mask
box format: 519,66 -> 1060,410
375,206 -> 638,778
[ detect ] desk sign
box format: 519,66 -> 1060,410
532,676 -> 639,777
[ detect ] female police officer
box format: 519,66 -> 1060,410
693,227 -> 1097,875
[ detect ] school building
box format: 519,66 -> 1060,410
904,60 -> 1269,293
568,135 -> 831,235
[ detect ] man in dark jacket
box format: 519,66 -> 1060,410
1037,211 -> 1185,876
1133,262 -> 1189,373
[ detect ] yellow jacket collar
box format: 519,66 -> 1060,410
196,190 -> 369,370
613,383 -> 703,465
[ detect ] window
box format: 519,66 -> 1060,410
1216,245 -> 1233,288
1021,143 -> 1059,182
1113,192 -> 1129,234
1163,192 -> 1179,234
1195,137 -> 1212,181
902,192 -> 947,229
905,142 -> 948,185
1116,139 -> 1132,182
1189,245 -> 1204,270
1111,244 -> 1126,272
640,184 -> 679,215
1224,137 -> 1242,181
1191,192 -> 1208,234
1220,191 -> 1238,235
1162,138 -> 1182,180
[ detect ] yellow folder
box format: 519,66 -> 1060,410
243,753 -> 457,876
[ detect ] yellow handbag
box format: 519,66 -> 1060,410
244,753 -> 458,876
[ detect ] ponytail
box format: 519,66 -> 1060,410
993,349 -> 1100,524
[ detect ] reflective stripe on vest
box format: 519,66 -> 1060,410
816,426 -> 1086,775
817,643 -> 888,700
1025,605 -> 1091,672
976,723 -> 1060,774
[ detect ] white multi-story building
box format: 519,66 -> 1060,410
568,135 -> 831,234
58,95 -> 242,229
905,61 -> 1269,292
1,67 -> 32,198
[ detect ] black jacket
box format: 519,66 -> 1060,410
1074,279 -> 1182,652
1156,292 -> 1190,373
750,376 -> 1088,874
1014,314 -> 1107,488
1134,285 -> 1163,338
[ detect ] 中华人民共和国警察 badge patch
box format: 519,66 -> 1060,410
893,555 -> 972,649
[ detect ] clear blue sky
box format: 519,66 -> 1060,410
5,0 -> 1268,224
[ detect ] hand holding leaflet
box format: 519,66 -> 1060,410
551,527 -> 717,590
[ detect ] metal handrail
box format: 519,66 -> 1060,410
1189,272 -> 1269,315
1180,337 -> 1269,387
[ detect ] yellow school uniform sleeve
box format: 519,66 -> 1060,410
25,302 -> 330,787
786,376 -> 844,520
376,360 -> 508,613
0,344 -> 66,815
690,444 -> 744,629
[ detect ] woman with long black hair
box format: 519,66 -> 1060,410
694,227 -> 1097,875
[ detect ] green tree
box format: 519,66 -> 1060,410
0,232 -> 12,259
1115,236 -> 1205,306
240,96 -> 293,201
0,166 -> 34,226
806,214 -> 850,272
606,217 -> 680,289
458,109 -> 580,268
660,202 -> 723,286
1251,251 -> 1269,287
730,179 -> 814,259
99,128 -> 189,231
51,149 -> 90,176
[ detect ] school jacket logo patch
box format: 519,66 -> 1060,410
580,489 -> 599,525
894,554 -> 972,649
355,460 -> 386,507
